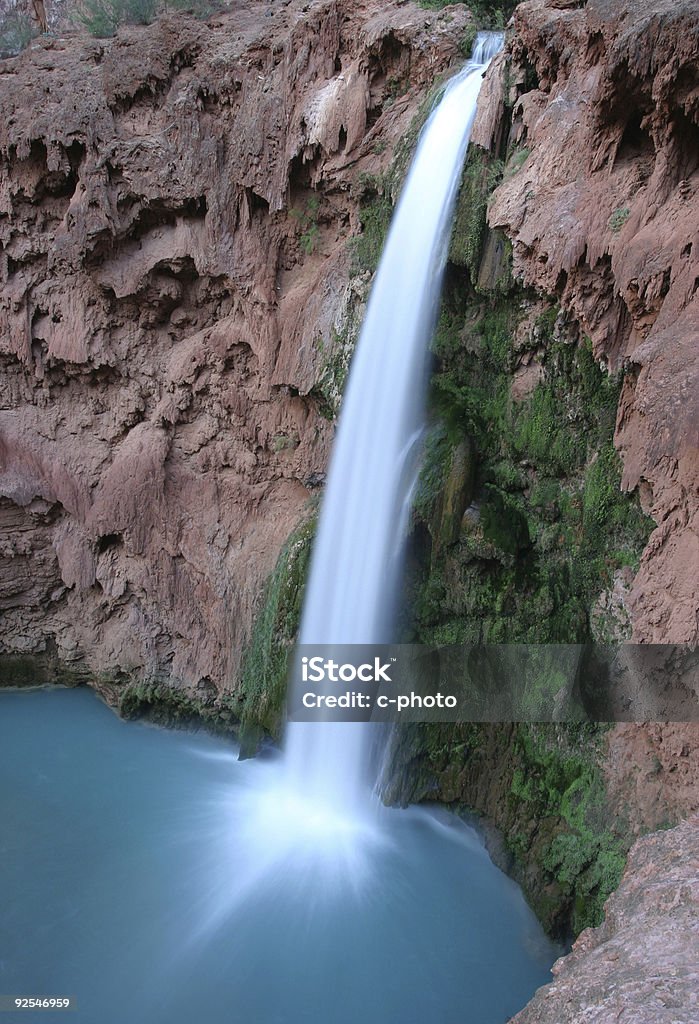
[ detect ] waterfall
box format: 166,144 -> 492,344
283,33 -> 504,816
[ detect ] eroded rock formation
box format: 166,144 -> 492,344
476,0 -> 699,850
0,0 -> 468,695
484,0 -> 699,646
512,815 -> 699,1024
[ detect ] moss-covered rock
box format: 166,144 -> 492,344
237,505 -> 318,741
414,293 -> 653,645
392,127 -> 655,938
432,438 -> 475,556
0,651 -> 87,688
449,150 -> 505,282
384,721 -> 627,938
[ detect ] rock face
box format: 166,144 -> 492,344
474,0 -> 699,856
605,721 -> 699,836
467,3 -> 699,1011
485,0 -> 699,646
0,0 -> 468,695
512,816 -> 699,1024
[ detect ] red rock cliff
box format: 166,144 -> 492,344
0,0 -> 467,695
484,0 -> 699,646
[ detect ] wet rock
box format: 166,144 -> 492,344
433,438 -> 475,553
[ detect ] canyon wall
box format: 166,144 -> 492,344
487,0 -> 699,847
485,0 -> 699,648
0,0 -> 468,700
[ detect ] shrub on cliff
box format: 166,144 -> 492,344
74,0 -> 216,37
418,0 -> 515,32
74,0 -> 152,35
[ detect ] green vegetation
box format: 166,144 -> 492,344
459,23 -> 478,60
417,0 -> 515,32
119,679 -> 206,724
388,719 -> 627,936
238,507 -> 317,738
350,188 -> 393,274
311,327 -> 355,419
511,726 -> 626,933
118,677 -> 248,739
74,0 -> 217,37
270,432 -> 300,453
412,424 -> 453,524
414,295 -> 653,645
291,196 -> 321,256
608,206 -> 630,233
75,0 -> 156,35
503,146 -> 531,178
449,151 -> 505,280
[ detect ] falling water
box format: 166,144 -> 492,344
285,32 -> 504,814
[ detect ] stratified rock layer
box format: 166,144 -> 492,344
512,816 -> 699,1024
0,0 -> 468,694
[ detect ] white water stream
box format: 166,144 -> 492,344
284,33 -> 504,819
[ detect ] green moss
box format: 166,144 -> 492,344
350,192 -> 393,274
503,146 -> 531,179
512,726 -> 626,933
291,197 -> 322,256
270,433 -> 299,452
119,680 -> 205,725
400,285 -> 652,935
512,386 -> 582,475
238,507 -> 317,737
311,324 -> 358,420
412,424 -> 453,524
418,305 -> 653,644
480,485 -> 530,555
387,719 -> 626,936
449,151 -> 505,281
399,261 -> 652,937
609,207 -> 630,233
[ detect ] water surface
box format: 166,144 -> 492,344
0,688 -> 555,1023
